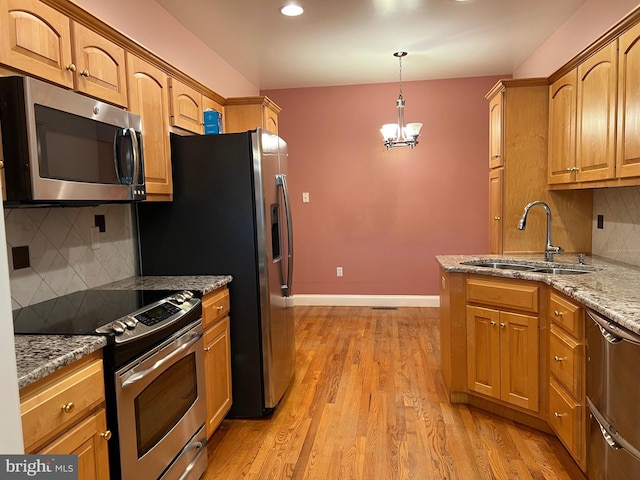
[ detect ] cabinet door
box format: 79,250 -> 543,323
489,167 -> 503,254
466,305 -> 500,399
127,54 -> 172,198
169,77 -> 203,134
488,91 -> 503,168
575,41 -> 617,182
617,22 -> 640,179
204,316 -> 232,438
39,409 -> 111,480
71,22 -> 127,107
0,0 -> 73,88
500,311 -> 539,411
548,70 -> 577,184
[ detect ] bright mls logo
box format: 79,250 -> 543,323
0,455 -> 77,479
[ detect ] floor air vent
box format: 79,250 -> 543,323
371,307 -> 399,310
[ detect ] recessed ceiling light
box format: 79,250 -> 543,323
280,4 -> 304,16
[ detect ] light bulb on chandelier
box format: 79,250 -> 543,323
380,51 -> 423,150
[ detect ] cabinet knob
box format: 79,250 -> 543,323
494,216 -> 501,221
100,430 -> 112,441
66,63 -> 76,72
553,411 -> 566,418
499,322 -> 506,328
554,310 -> 563,317
80,69 -> 90,77
492,154 -> 501,158
205,346 -> 212,352
490,321 -> 496,326
216,305 -> 224,311
0,160 -> 4,169
553,355 -> 563,362
61,402 -> 75,414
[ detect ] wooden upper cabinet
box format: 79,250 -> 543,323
169,77 -> 204,134
127,53 -> 172,200
489,167 -> 503,254
488,91 -> 503,168
617,21 -> 640,179
71,22 -> 127,107
0,0 -> 73,88
548,70 -> 577,184
225,96 -> 281,135
575,41 -> 617,182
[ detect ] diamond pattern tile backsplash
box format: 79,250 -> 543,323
5,204 -> 138,309
593,186 -> 640,266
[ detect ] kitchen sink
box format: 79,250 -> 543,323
462,259 -> 595,275
462,261 -> 537,271
529,267 -> 592,275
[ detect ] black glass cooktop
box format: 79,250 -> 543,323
13,289 -> 178,335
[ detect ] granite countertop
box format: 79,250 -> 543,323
436,253 -> 640,335
15,335 -> 107,389
15,275 -> 233,390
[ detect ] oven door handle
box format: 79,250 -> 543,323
121,331 -> 203,388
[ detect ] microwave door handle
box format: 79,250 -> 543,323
127,128 -> 142,186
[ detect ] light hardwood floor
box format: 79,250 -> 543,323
204,306 -> 585,480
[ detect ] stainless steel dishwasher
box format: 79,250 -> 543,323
586,308 -> 640,479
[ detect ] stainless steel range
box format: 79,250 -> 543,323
13,289 -> 208,480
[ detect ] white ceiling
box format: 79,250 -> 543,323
155,0 -> 586,90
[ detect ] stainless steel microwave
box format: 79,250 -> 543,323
0,76 -> 145,205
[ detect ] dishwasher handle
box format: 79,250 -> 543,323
586,309 -> 640,346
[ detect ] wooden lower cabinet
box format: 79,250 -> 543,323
19,351 -> 110,478
202,286 -> 232,438
440,270 -> 588,474
548,291 -> 586,470
204,315 -> 232,438
467,305 -> 539,412
39,408 -> 110,480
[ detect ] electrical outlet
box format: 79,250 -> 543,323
302,192 -> 310,203
336,266 -> 343,277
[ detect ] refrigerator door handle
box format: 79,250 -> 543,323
276,174 -> 294,297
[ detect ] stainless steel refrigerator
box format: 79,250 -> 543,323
136,129 -> 294,418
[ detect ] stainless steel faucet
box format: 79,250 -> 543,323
517,201 -> 564,261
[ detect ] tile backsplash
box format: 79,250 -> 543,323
4,204 -> 137,309
592,186 -> 640,267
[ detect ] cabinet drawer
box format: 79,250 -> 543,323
550,324 -> 584,399
549,378 -> 583,462
466,278 -> 538,313
549,292 -> 583,338
20,354 -> 105,452
202,287 -> 230,329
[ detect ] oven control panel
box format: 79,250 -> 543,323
96,290 -> 200,342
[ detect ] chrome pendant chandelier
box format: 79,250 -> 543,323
380,51 -> 423,150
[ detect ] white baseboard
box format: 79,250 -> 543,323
291,294 -> 440,308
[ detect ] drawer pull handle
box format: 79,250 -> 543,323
494,216 -> 501,221
100,430 -> 112,441
216,305 -> 224,310
554,411 -> 566,418
554,310 -> 563,317
61,402 -> 75,414
553,355 -> 563,362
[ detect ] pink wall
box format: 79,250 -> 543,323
263,75 -> 505,296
